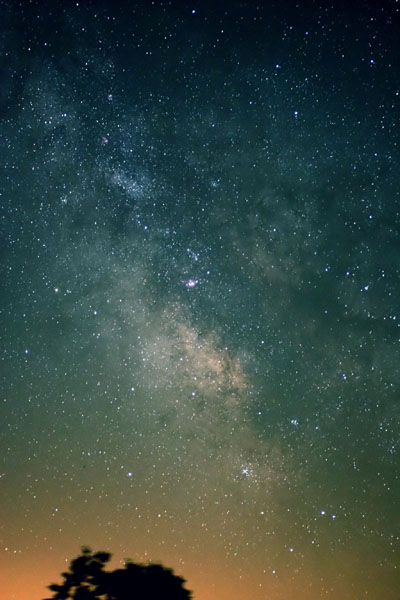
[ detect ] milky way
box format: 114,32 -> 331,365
1,2 -> 399,599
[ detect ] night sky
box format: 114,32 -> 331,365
1,1 -> 399,599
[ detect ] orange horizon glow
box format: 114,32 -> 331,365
1,545 -> 395,600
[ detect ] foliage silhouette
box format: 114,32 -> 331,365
44,546 -> 193,600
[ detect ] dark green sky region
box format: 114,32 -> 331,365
1,2 -> 399,599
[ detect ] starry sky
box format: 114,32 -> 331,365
1,1 -> 399,599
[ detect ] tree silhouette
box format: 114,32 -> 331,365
44,547 -> 192,600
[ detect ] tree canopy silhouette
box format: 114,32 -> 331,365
44,547 -> 193,600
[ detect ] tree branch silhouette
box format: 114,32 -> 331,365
44,547 -> 193,600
